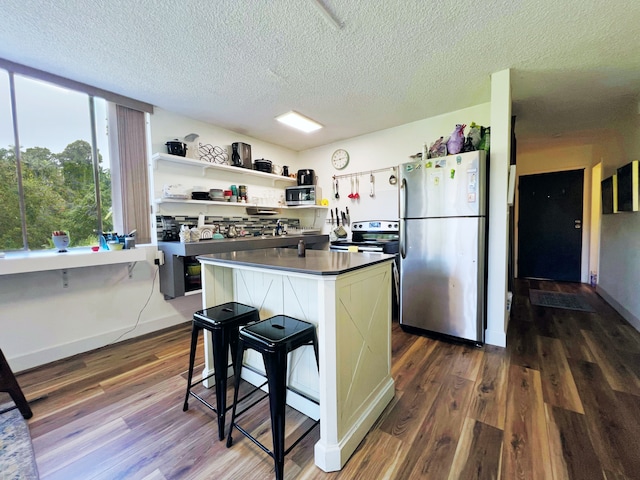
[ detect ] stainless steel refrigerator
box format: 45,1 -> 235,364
399,150 -> 487,343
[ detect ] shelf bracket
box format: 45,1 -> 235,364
128,262 -> 137,278
62,269 -> 69,288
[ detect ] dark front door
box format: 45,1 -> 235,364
518,169 -> 584,282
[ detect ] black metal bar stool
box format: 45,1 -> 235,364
183,302 -> 260,440
226,315 -> 319,480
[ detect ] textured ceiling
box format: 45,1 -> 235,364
2,0 -> 640,151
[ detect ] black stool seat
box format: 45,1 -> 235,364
183,302 -> 259,440
226,315 -> 319,480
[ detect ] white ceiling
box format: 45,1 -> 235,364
2,0 -> 640,151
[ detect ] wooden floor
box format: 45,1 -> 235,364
14,279 -> 640,479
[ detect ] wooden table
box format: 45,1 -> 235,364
198,248 -> 395,472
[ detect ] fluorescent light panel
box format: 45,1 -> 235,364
275,110 -> 323,133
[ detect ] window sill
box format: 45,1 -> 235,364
0,246 -> 149,276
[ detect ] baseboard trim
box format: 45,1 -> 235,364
596,286 -> 640,332
12,314 -> 188,372
485,328 -> 507,347
314,377 -> 395,472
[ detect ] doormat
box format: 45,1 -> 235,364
529,289 -> 595,312
0,396 -> 39,479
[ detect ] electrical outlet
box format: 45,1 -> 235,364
155,250 -> 164,266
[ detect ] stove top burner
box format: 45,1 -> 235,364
330,220 -> 399,254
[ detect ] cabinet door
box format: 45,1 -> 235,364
232,269 -> 320,399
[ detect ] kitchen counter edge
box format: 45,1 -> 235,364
197,248 -> 394,276
158,234 -> 329,256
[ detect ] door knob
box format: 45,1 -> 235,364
574,219 -> 581,229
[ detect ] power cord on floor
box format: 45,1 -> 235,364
109,264 -> 159,345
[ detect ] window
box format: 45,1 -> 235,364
0,59 -> 153,254
1,69 -> 112,251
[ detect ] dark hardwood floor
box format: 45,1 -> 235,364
13,279 -> 640,479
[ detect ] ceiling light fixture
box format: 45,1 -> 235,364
275,111 -> 323,133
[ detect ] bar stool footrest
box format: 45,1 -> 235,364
228,414 -> 320,457
188,378 -> 269,415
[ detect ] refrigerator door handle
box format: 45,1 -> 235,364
400,177 -> 407,258
400,177 -> 407,219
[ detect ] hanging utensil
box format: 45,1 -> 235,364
355,176 -> 360,199
335,208 -> 340,226
330,208 -> 334,225
335,177 -> 340,199
389,167 -> 397,185
348,177 -> 354,199
345,206 -> 350,226
369,172 -> 375,197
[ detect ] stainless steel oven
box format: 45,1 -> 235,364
329,221 -> 399,254
330,220 -> 400,313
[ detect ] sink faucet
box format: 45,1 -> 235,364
260,224 -> 269,237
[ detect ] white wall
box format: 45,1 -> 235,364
150,108 -> 321,227
598,213 -> 640,330
298,103 -> 492,231
597,108 -> 640,330
0,247 -> 199,371
590,162 -> 602,279
151,108 -> 300,170
485,69 -> 511,347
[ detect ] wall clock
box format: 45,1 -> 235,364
331,149 -> 349,170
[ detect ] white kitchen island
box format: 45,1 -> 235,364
197,248 -> 395,472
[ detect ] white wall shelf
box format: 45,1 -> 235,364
154,198 -> 328,211
152,152 -> 297,185
0,247 -> 147,276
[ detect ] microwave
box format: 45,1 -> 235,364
285,185 -> 322,206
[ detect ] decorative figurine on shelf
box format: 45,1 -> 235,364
463,122 -> 483,152
179,225 -> 191,243
446,124 -> 466,155
428,136 -> 447,158
52,230 -> 70,252
478,126 -> 491,152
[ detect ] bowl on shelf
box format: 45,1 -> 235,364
186,265 -> 201,276
107,241 -> 124,251
209,188 -> 225,201
191,191 -> 210,201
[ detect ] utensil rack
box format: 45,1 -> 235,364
332,166 -> 397,180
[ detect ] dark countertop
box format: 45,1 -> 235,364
158,234 -> 329,256
198,248 -> 394,276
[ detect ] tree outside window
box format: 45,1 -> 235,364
0,71 -> 112,251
